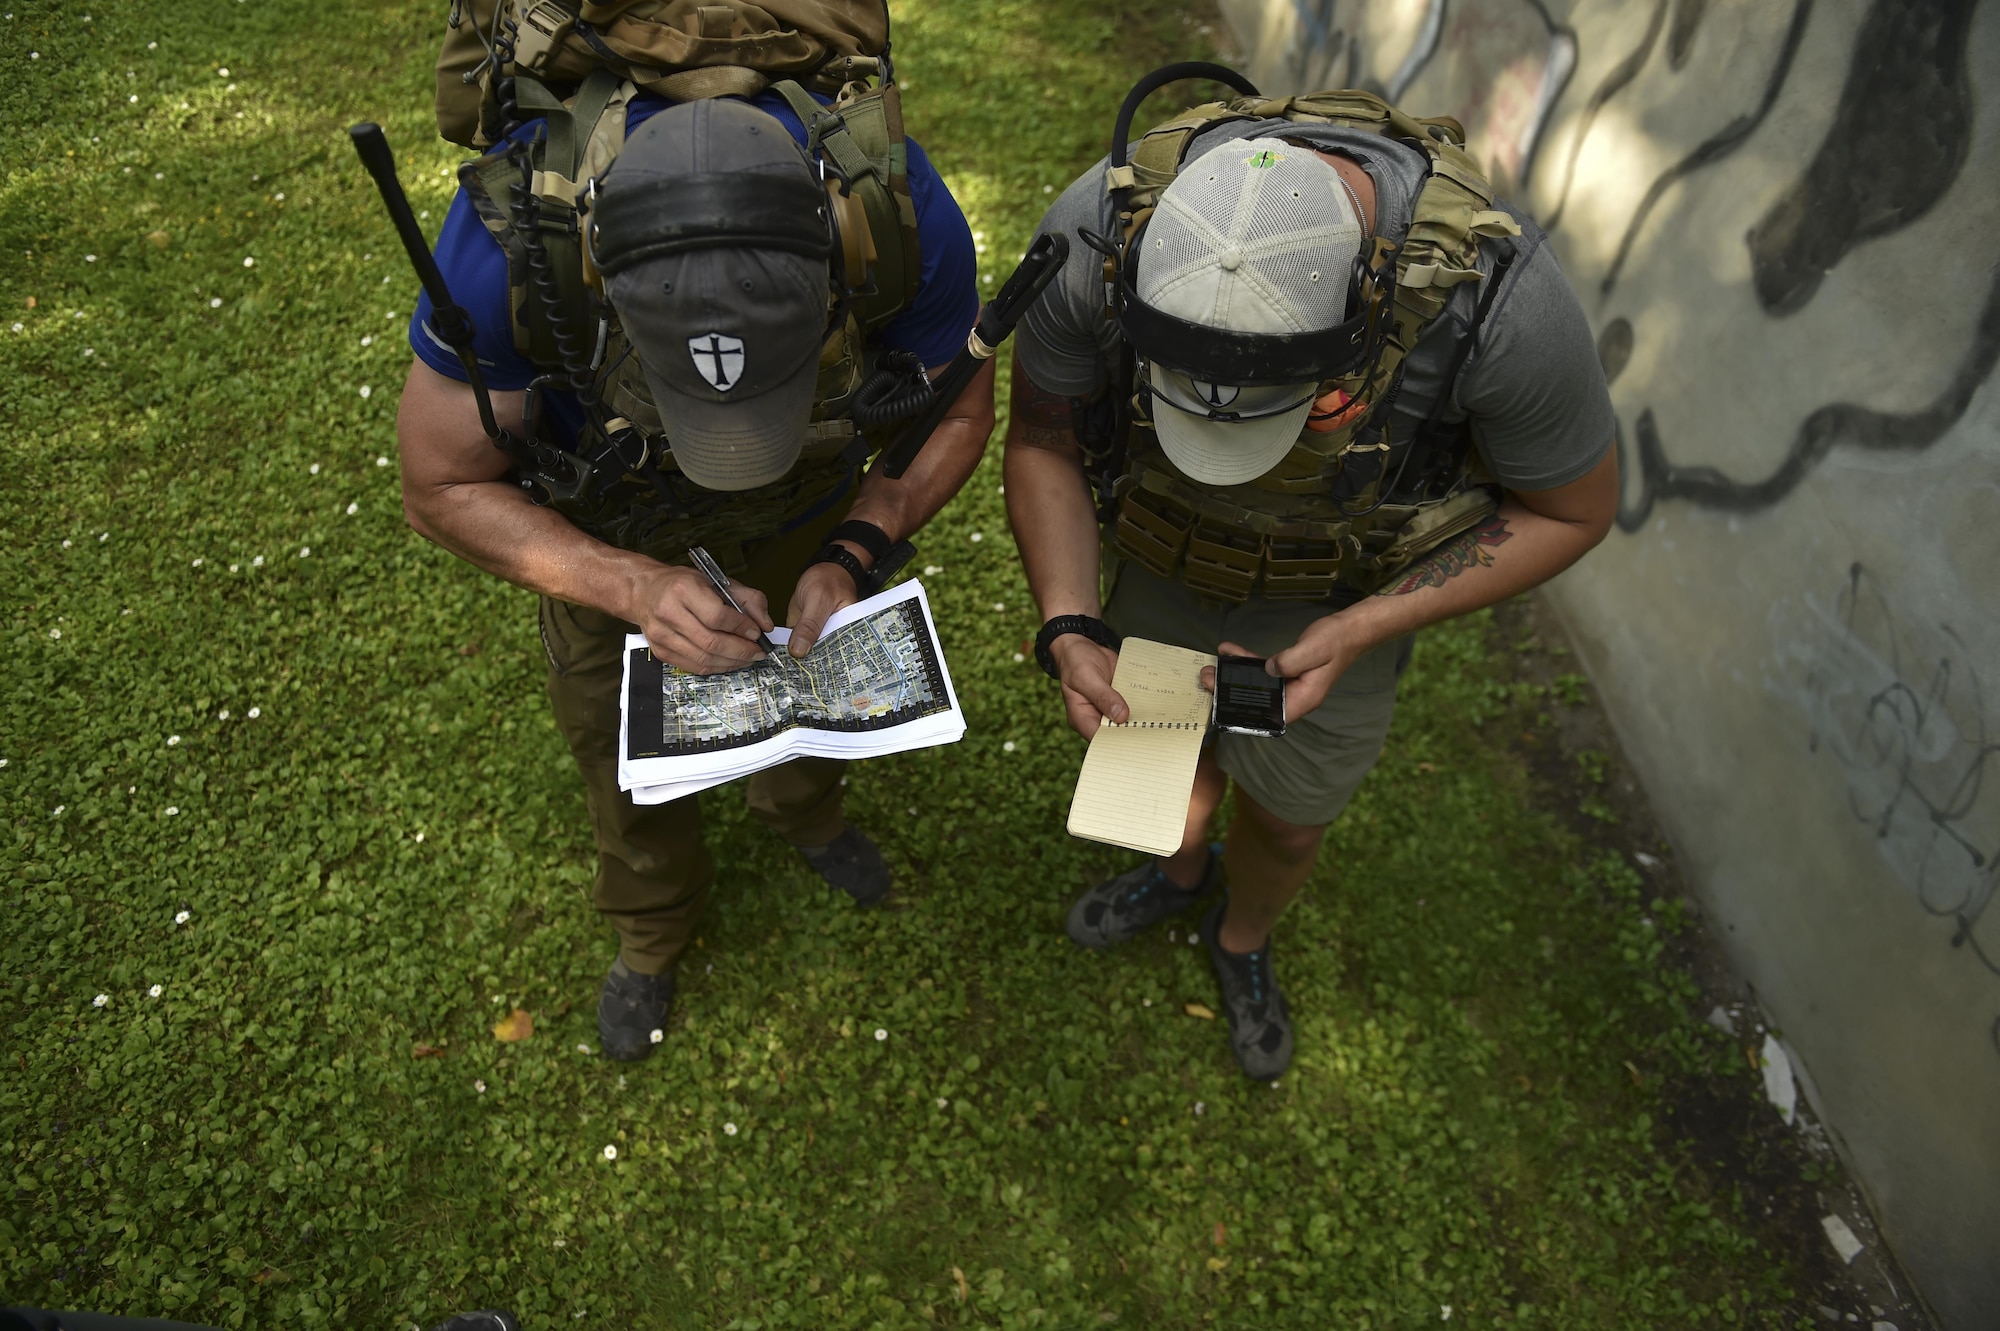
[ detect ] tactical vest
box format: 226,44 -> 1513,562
1100,90 -> 1523,602
457,68 -> 923,571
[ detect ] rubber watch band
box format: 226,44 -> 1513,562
1034,614 -> 1120,679
808,542 -> 870,599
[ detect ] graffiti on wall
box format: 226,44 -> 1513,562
1787,564 -> 2000,1052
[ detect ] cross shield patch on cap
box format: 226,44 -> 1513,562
688,332 -> 746,392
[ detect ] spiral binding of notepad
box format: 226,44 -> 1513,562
1099,719 -> 1204,730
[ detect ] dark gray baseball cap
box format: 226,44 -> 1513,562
593,98 -> 832,492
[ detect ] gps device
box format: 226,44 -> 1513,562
1213,653 -> 1286,738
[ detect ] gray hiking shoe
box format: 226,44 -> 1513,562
597,957 -> 675,1062
797,823 -> 891,907
1065,843 -> 1221,950
1201,899 -> 1294,1081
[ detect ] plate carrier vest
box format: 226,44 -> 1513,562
454,65 -> 923,570
1098,89 -> 1524,602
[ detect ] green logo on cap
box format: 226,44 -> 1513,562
1246,149 -> 1284,169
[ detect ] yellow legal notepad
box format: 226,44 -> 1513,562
1066,638 -> 1217,856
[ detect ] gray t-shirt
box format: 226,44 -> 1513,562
1015,122 -> 1614,492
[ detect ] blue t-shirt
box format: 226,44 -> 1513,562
409,89 -> 978,446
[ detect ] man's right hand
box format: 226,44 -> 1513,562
1051,633 -> 1130,738
628,564 -> 775,674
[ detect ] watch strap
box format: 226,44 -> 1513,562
826,519 -> 894,563
1034,614 -> 1120,679
807,542 -> 870,599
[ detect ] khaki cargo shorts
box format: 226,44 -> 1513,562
1101,560 -> 1411,827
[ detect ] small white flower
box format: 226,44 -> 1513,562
252,555 -> 264,566
358,385 -> 371,399
308,463 -> 319,475
165,806 -> 178,816
0,758 -> 7,767
474,1079 -> 486,1093
1012,652 -> 1025,664
576,1042 -> 591,1054
991,602 -> 1005,612
602,1144 -> 618,1161
82,348 -> 95,357
1143,998 -> 1152,1007
420,210 -> 430,220
156,172 -> 165,180
875,1028 -> 888,1041
274,192 -> 284,201
1002,741 -> 1016,753
1043,183 -> 1055,194
723,1122 -> 738,1136
1194,1101 -> 1206,1115
1190,935 -> 1200,948
298,547 -> 310,558
129,94 -> 137,103
376,456 -> 390,467
346,502 -> 358,515
247,707 -> 261,718
174,910 -> 190,924
99,532 -> 108,542
360,335 -> 372,347
192,557 -> 204,567
414,831 -> 424,842
62,539 -> 72,548
649,1028 -> 663,1044
923,564 -> 942,575
1441,1308 -> 1452,1322
93,993 -> 108,1007
228,564 -> 238,572
148,41 -> 157,49
208,297 -> 222,308
217,67 -> 229,76
167,735 -> 179,745
969,531 -> 984,542
52,805 -> 64,816
936,1097 -> 949,1108
242,256 -> 254,268
10,323 -> 20,333
1168,930 -> 1178,943
148,984 -> 163,998
49,628 -> 60,639
84,254 -> 98,264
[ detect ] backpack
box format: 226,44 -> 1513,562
436,0 -> 893,150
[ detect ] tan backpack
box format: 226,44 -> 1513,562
436,0 -> 892,149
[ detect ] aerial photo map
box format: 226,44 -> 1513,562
624,597 -> 952,760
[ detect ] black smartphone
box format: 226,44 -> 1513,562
1213,653 -> 1286,738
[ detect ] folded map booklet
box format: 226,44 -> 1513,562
617,580 -> 964,805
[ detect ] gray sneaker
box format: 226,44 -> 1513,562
797,823 -> 891,907
1065,843 -> 1221,950
1201,899 -> 1293,1081
597,957 -> 675,1062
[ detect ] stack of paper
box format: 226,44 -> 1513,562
617,580 -> 964,805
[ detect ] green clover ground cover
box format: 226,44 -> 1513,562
3,2 -> 1803,1327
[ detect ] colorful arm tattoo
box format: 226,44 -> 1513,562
1374,515 -> 1514,596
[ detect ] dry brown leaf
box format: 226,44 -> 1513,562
1623,1059 -> 1644,1087
1184,1002 -> 1216,1021
1417,761 -> 1438,773
951,1265 -> 970,1302
25,296 -> 36,309
1212,1221 -> 1227,1248
492,1008 -> 534,1042
146,230 -> 170,249
412,1042 -> 447,1059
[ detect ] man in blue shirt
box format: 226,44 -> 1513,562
398,90 -> 986,1060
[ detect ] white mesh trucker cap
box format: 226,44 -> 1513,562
1135,137 -> 1364,486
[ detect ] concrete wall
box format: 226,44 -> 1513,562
1218,1 -> 1998,1323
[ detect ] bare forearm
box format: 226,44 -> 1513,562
405,478 -> 657,623
1333,492 -> 1606,651
1005,430 -> 1103,618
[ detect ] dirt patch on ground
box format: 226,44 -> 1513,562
1493,594 -> 1934,1330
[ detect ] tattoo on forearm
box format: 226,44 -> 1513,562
1374,516 -> 1513,596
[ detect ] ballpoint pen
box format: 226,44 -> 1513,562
687,545 -> 785,665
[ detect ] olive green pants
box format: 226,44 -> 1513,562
540,503 -> 852,976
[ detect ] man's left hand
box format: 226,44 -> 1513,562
1237,613 -> 1371,721
786,560 -> 861,658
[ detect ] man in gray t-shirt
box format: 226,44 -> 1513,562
1006,110 -> 1616,1081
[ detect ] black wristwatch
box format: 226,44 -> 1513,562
806,520 -> 916,599
1034,614 -> 1121,679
